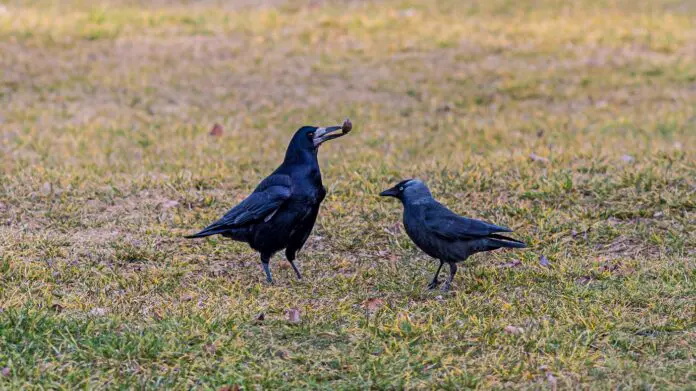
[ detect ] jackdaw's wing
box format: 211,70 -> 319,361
423,202 -> 512,241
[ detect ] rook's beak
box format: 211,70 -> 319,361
313,118 -> 352,147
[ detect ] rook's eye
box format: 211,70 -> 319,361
307,132 -> 314,137
399,186 -> 404,191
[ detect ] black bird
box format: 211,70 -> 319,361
380,179 -> 526,291
186,119 -> 352,283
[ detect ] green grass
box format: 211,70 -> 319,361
1,0 -> 695,389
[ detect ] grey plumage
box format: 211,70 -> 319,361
380,179 -> 526,291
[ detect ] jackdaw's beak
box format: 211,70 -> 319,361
313,118 -> 352,147
379,187 -> 399,197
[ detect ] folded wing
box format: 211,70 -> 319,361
423,202 -> 512,241
185,175 -> 291,238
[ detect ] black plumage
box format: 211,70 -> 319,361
186,119 -> 352,283
380,179 -> 526,291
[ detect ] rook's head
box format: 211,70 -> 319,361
379,179 -> 432,202
288,118 -> 352,153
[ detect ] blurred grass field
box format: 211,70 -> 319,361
1,0 -> 695,389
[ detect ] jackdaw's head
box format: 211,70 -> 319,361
379,179 -> 432,202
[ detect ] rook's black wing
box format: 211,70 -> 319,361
185,175 -> 291,238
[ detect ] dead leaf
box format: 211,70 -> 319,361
286,308 -> 301,324
575,276 -> 593,285
621,154 -> 634,163
218,386 -> 240,391
41,182 -> 52,195
153,309 -> 163,321
539,255 -> 551,268
504,325 -> 525,335
501,259 -> 522,268
546,372 -> 557,391
180,294 -> 193,302
51,303 -> 64,312
529,153 -> 549,164
90,307 -> 108,316
209,123 -> 224,137
274,349 -> 289,359
1,367 -> 10,377
599,261 -> 621,274
436,104 -> 451,113
161,199 -> 179,210
203,343 -> 217,355
361,298 -> 385,313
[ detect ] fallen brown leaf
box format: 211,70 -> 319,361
203,343 -> 217,355
286,308 -> 301,323
530,152 -> 549,163
90,307 -> 108,316
501,259 -> 522,268
599,261 -> 621,274
160,199 -> 179,210
361,298 -> 385,313
274,349 -> 289,359
209,123 -> 224,137
546,372 -> 558,391
504,325 -> 525,335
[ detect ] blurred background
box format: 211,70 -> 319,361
0,0 -> 694,389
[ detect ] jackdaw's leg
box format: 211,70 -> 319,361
261,254 -> 273,284
427,261 -> 443,290
286,252 -> 302,280
441,262 -> 458,292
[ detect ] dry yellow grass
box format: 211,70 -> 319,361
0,0 -> 694,389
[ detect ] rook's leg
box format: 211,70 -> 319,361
286,251 -> 302,280
427,261 -> 443,290
288,260 -> 302,280
441,262 -> 458,292
261,254 -> 273,284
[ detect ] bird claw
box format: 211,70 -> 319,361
440,282 -> 451,292
427,280 -> 440,290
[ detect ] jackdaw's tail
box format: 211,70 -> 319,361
487,234 -> 527,249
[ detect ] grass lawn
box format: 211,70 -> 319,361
0,0 -> 694,388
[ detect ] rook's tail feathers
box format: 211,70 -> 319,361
184,225 -> 227,239
487,233 -> 527,248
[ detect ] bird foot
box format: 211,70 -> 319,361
440,282 -> 451,292
427,280 -> 440,290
